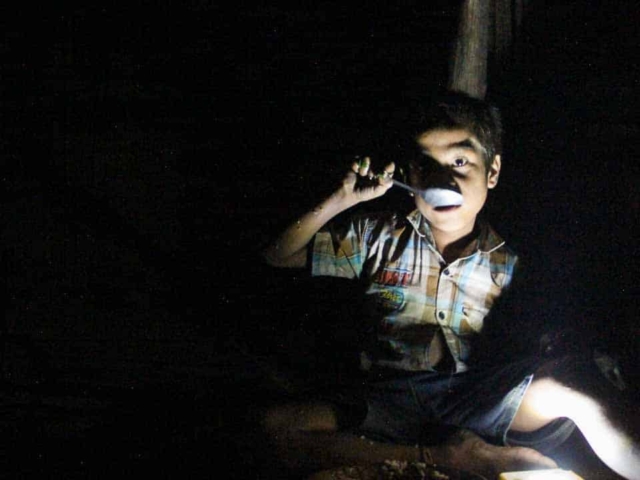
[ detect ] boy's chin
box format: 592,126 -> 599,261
422,208 -> 475,232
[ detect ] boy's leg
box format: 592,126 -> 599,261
511,365 -> 640,480
261,401 -> 557,478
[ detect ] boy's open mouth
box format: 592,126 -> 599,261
434,205 -> 461,212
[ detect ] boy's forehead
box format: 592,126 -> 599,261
415,128 -> 482,152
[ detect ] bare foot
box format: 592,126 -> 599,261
435,430 -> 558,477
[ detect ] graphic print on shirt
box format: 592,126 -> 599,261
373,267 -> 414,287
374,286 -> 405,312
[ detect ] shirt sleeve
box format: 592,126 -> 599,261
501,250 -> 519,290
489,244 -> 519,290
311,214 -> 371,279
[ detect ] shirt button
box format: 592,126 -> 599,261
438,311 -> 446,320
443,269 -> 450,276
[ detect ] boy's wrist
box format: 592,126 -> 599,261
325,189 -> 360,213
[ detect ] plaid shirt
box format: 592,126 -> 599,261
312,209 -> 518,373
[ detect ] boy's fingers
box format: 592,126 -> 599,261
385,162 -> 396,174
351,156 -> 369,174
375,162 -> 396,185
348,157 -> 395,195
357,156 -> 370,176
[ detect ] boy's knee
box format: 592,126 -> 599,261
525,377 -> 603,423
261,402 -> 340,436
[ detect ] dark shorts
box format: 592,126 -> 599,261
330,357 -> 576,452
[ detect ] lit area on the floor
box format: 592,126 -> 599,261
499,469 -> 584,480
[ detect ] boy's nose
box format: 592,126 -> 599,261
426,164 -> 459,190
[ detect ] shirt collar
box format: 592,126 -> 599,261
405,209 -> 505,254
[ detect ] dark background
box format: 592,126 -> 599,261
1,0 -> 638,478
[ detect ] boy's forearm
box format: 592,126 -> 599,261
263,192 -> 356,268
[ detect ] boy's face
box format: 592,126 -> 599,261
410,128 -> 501,237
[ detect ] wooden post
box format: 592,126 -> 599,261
514,0 -> 527,32
448,0 -> 492,99
448,0 -> 531,98
493,0 -> 513,67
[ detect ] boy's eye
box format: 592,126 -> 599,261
453,158 -> 468,167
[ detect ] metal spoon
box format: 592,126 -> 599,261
392,179 -> 463,208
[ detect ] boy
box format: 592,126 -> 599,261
261,92 -> 640,479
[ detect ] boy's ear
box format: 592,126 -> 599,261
487,155 -> 501,189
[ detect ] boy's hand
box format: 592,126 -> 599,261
263,157 -> 394,268
338,156 -> 395,205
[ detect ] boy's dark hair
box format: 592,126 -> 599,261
413,91 -> 503,169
